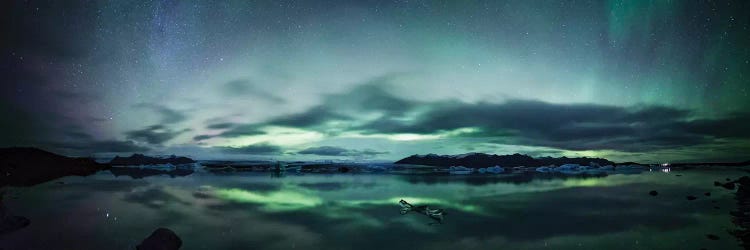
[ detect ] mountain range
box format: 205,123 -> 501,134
109,154 -> 196,166
394,153 -> 615,168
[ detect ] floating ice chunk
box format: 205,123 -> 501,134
598,165 -> 615,171
449,166 -> 474,174
486,166 -> 504,174
536,166 -> 552,173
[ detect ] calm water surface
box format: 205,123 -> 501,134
1,168 -> 747,250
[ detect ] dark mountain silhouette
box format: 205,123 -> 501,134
109,154 -> 195,166
0,147 -> 110,187
394,153 -> 614,168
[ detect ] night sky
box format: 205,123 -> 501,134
2,0 -> 749,163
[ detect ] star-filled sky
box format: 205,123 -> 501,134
2,0 -> 749,162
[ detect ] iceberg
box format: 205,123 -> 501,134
555,164 -> 582,174
598,165 -> 615,171
449,166 -> 474,175
486,166 -> 504,174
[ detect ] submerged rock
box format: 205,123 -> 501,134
706,234 -> 720,240
0,192 -> 30,235
137,228 -> 182,250
649,190 -> 658,196
715,180 -> 738,190
0,215 -> 29,235
687,196 -> 697,200
399,199 -> 445,225
730,176 -> 750,248
704,192 -> 711,196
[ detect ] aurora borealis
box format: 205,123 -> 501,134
2,1 -> 750,162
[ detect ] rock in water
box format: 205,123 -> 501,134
136,228 -> 182,250
704,192 -> 711,196
686,196 -> 697,201
0,192 -> 30,235
722,182 -> 737,190
706,234 -> 720,240
0,215 -> 30,235
649,190 -> 658,196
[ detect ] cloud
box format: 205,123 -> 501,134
297,146 -> 388,157
198,78 -> 414,140
207,122 -> 235,130
355,99 -> 750,152
223,75 -> 749,155
133,103 -> 187,124
216,124 -> 266,138
157,74 -> 749,160
88,140 -> 150,152
45,128 -> 150,154
49,139 -> 149,154
265,106 -> 349,128
193,135 -> 213,141
217,143 -> 283,155
125,125 -> 189,145
221,79 -> 285,103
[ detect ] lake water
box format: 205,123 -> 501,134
1,168 -> 748,250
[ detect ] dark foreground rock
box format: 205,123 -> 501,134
110,154 -> 195,166
730,176 -> 750,249
0,192 -> 30,235
0,147 -> 110,187
137,228 -> 182,250
649,190 -> 658,196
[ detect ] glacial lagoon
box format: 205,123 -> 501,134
1,167 -> 748,250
